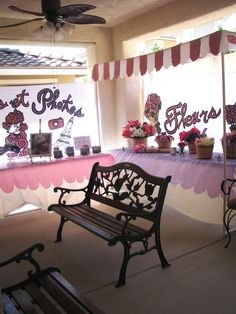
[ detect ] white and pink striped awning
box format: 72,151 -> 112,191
92,30 -> 236,81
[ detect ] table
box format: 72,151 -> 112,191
110,149 -> 236,224
0,154 -> 114,218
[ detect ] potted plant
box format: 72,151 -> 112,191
179,127 -> 201,154
122,120 -> 156,150
195,137 -> 215,159
155,132 -> 174,150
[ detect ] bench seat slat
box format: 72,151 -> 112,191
24,281 -> 62,314
2,293 -> 19,314
49,271 -> 104,314
41,274 -> 91,314
51,204 -> 148,241
69,204 -> 146,235
11,288 -> 38,313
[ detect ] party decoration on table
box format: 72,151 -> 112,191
122,120 -> 156,139
144,93 -> 162,133
1,109 -> 29,158
65,146 -> 75,157
30,133 -> 52,157
179,127 -> 201,154
53,147 -> 63,159
134,143 -> 146,153
73,135 -> 91,150
225,102 -> 236,131
92,146 -> 101,154
195,137 -> 214,159
122,120 -> 156,151
177,141 -> 187,156
155,132 -> 174,151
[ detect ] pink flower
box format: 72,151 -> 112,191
122,120 -> 157,138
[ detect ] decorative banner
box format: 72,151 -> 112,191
0,82 -> 99,160
92,30 -> 236,81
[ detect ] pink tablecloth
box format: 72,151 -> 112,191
0,154 -> 114,217
109,149 -> 236,224
0,154 -> 114,193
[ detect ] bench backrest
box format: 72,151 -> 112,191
85,162 -> 171,222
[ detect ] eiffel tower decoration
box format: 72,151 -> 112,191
54,117 -> 74,149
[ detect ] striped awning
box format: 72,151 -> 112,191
92,30 -> 236,81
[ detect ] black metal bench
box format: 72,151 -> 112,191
1,243 -> 103,314
48,162 -> 171,287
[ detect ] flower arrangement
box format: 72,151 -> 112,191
179,127 -> 201,143
226,103 -> 236,131
122,120 -> 156,138
144,93 -> 162,133
155,132 -> 174,144
195,137 -> 214,147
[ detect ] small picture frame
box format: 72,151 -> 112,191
30,133 -> 52,157
73,136 -> 91,150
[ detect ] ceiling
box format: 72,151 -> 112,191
0,0 -> 177,28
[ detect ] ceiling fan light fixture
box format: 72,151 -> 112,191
61,23 -> 75,36
33,21 -> 70,41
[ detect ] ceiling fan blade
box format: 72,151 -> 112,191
9,5 -> 43,17
0,18 -> 44,29
63,14 -> 106,25
59,4 -> 96,16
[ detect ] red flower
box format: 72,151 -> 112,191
179,127 -> 201,143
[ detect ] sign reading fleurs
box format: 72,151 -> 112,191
163,102 -> 221,134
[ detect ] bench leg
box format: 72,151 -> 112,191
55,216 -> 67,243
116,242 -> 130,288
155,230 -> 170,268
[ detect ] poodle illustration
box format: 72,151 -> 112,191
0,109 -> 30,158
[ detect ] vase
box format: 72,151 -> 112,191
157,141 -> 172,150
188,142 -> 196,154
130,137 -> 148,150
196,145 -> 214,159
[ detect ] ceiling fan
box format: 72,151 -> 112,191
0,0 -> 106,30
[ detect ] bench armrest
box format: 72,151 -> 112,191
54,186 -> 88,204
116,211 -> 153,234
221,179 -> 236,202
0,243 -> 44,275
